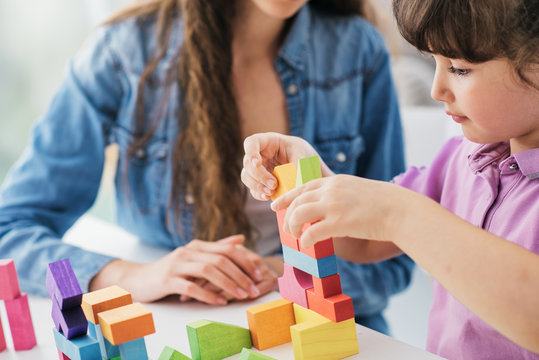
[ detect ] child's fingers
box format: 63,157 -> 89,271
300,221 -> 335,249
271,178 -> 324,212
241,168 -> 273,199
286,202 -> 326,239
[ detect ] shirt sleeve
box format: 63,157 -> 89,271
0,26 -> 123,295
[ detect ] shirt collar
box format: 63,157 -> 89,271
277,4 -> 311,71
514,147 -> 539,179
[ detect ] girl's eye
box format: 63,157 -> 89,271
448,66 -> 471,76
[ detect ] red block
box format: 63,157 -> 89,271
0,259 -> 21,300
4,293 -> 37,350
299,236 -> 335,259
306,289 -> 354,322
278,263 -> 313,308
277,209 -> 298,250
312,273 -> 342,298
58,349 -> 71,359
0,313 -> 6,352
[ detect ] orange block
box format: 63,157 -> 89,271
271,163 -> 297,200
97,303 -> 155,345
246,299 -> 295,350
299,237 -> 335,259
312,274 -> 342,298
82,285 -> 133,324
306,289 -> 354,322
276,209 -> 298,250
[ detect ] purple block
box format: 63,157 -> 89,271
46,259 -> 82,309
51,297 -> 88,340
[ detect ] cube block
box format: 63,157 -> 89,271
296,156 -> 322,186
187,319 -> 251,360
246,298 -> 295,350
312,273 -> 342,298
271,163 -> 297,200
82,285 -> 133,324
299,237 -> 335,259
97,302 -> 155,345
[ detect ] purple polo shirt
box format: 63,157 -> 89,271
394,136 -> 539,359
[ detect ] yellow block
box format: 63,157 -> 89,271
271,163 -> 297,200
246,298 -> 295,350
82,285 -> 133,324
291,304 -> 358,360
97,302 -> 155,345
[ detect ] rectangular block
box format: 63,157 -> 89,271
296,155 -> 322,186
238,347 -> 277,359
97,303 -> 155,345
299,237 -> 335,259
4,293 -> 36,350
312,273 -> 342,298
52,298 -> 88,339
271,163 -> 297,200
88,322 -> 120,359
52,328 -> 101,360
276,209 -> 298,250
187,319 -> 251,360
158,345 -> 192,360
0,259 -> 21,300
306,289 -> 354,322
292,303 -> 326,324
277,263 -> 312,308
82,285 -> 133,324
282,245 -> 338,278
0,313 -> 6,352
118,337 -> 148,360
246,298 -> 295,350
46,259 -> 83,310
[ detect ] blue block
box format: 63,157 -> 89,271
88,322 -> 120,359
52,328 -> 101,360
282,245 -> 338,278
119,338 -> 148,360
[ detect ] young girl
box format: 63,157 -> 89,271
0,0 -> 414,334
242,0 -> 539,357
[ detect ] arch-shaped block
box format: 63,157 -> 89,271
278,263 -> 313,308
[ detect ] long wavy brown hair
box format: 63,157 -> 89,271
106,0 -> 377,247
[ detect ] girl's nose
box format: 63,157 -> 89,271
430,68 -> 454,104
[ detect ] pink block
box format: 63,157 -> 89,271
58,348 -> 71,360
0,259 -> 21,300
278,263 -> 313,307
0,312 -> 6,352
5,293 -> 37,350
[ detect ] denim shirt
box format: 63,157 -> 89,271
0,4 -> 413,334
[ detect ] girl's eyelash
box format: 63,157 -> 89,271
448,66 -> 471,76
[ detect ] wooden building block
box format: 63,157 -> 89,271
282,245 -> 337,278
299,237 -> 335,259
158,345 -> 192,360
290,317 -> 358,360
4,293 -> 36,350
51,298 -> 88,339
238,347 -> 276,360
118,337 -> 148,360
58,349 -> 72,360
87,322 -> 120,359
312,273 -> 342,298
296,156 -> 322,186
52,328 -> 101,360
292,303 -> 325,324
46,259 -> 83,310
271,163 -> 297,200
246,298 -> 295,350
277,263 -> 312,308
276,209 -> 298,250
187,319 -> 251,360
97,303 -> 155,346
0,259 -> 21,300
82,285 -> 133,324
306,289 -> 354,322
0,313 -> 6,352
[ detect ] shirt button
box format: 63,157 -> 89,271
509,163 -> 519,170
287,84 -> 298,95
336,152 -> 347,163
185,194 -> 195,204
135,148 -> 145,158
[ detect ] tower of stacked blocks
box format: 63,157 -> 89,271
246,156 -> 359,360
47,259 -> 155,360
0,259 -> 37,352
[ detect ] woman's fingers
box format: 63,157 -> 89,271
168,277 -> 227,305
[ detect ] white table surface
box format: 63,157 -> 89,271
1,216 -> 444,359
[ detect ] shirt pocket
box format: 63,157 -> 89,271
315,134 -> 365,175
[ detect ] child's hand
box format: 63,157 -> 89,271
241,132 -> 333,200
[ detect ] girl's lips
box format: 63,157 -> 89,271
446,111 -> 468,123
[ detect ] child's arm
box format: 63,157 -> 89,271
272,175 -> 539,354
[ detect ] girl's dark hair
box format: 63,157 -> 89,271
106,0 -> 372,246
393,0 -> 539,88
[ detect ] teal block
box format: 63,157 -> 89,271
282,244 -> 337,278
296,155 -> 322,185
187,319 -> 252,360
88,322 -> 120,359
52,328 -> 101,360
238,347 -> 276,359
119,337 -> 148,360
158,345 -> 192,360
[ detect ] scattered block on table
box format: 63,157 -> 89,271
52,327 -> 101,360
46,259 -> 83,310
238,347 -> 276,360
290,316 -> 358,360
276,209 -> 299,250
282,245 -> 337,278
97,302 -> 155,345
118,337 -> 148,360
4,293 -> 36,350
296,156 -> 322,186
187,319 -> 252,360
0,259 -> 21,300
312,273 -> 342,298
277,263 -> 312,308
299,236 -> 335,259
57,349 -> 71,359
87,322 -> 120,359
52,298 -> 88,339
271,163 -> 297,201
306,289 -> 354,323
158,345 -> 192,360
82,285 -> 133,324
0,314 -> 6,352
246,298 -> 295,350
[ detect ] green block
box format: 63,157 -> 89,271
187,319 -> 252,360
296,155 -> 322,186
238,347 -> 276,360
158,345 -> 191,360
